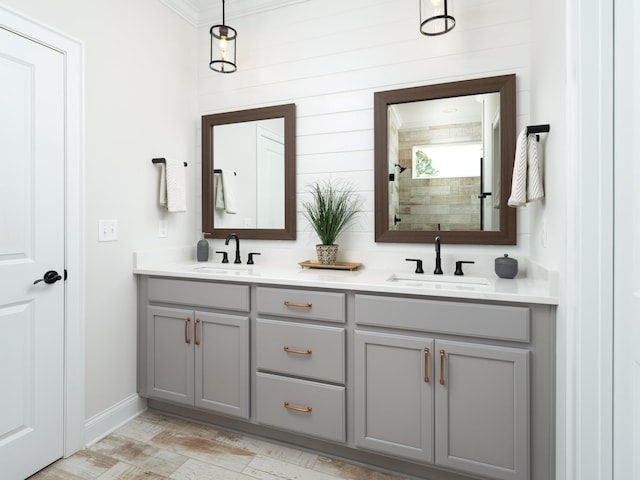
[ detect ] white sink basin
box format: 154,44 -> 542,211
185,263 -> 254,276
387,273 -> 490,288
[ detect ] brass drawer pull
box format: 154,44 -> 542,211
424,347 -> 430,383
184,317 -> 191,344
284,300 -> 312,308
194,318 -> 201,346
440,349 -> 446,385
284,346 -> 312,355
284,402 -> 312,413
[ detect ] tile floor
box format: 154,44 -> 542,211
29,410 -> 408,480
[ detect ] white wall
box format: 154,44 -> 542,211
0,0 -> 198,419
197,0 -> 542,263
529,0 -> 569,477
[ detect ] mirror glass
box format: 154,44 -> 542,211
202,104 -> 296,240
375,75 -> 517,245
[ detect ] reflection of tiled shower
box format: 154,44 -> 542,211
396,122 -> 482,231
398,176 -> 481,231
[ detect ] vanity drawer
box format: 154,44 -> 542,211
147,278 -> 249,312
355,294 -> 530,342
256,372 -> 346,443
256,287 -> 345,323
256,319 -> 345,383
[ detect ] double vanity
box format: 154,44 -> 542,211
135,250 -> 557,480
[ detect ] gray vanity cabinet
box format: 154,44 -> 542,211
354,331 -> 435,463
354,294 -> 531,480
137,276 -> 555,480
142,278 -> 250,420
435,339 -> 529,480
145,306 -> 195,406
255,287 -> 347,443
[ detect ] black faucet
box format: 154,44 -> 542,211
433,236 -> 443,275
225,233 -> 241,264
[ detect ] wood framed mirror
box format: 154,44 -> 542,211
202,103 -> 296,240
374,74 -> 517,245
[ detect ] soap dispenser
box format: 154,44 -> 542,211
196,233 -> 209,262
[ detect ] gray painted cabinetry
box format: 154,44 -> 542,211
255,287 -> 347,443
354,294 -> 530,480
137,276 -> 555,480
355,331 -> 529,480
140,278 -> 250,419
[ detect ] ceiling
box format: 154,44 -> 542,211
159,0 -> 309,27
394,95 -> 495,130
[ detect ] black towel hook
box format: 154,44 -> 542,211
526,124 -> 550,142
213,169 -> 236,176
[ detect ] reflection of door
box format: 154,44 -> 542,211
0,26 -> 66,479
490,113 -> 501,229
256,126 -> 284,229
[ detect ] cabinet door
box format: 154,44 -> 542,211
435,340 -> 529,480
146,306 -> 194,406
194,311 -> 250,419
354,331 -> 434,463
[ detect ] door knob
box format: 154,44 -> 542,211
33,270 -> 62,285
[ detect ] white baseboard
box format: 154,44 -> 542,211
84,394 -> 147,447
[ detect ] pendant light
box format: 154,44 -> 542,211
209,0 -> 237,73
419,0 -> 456,36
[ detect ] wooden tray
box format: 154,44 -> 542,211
298,260 -> 361,271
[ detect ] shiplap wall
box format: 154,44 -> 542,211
196,0 -> 533,258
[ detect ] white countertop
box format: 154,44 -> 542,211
133,247 -> 558,305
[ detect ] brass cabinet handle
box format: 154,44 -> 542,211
184,317 -> 191,344
424,347 -> 430,383
284,300 -> 312,308
194,318 -> 201,346
284,346 -> 312,355
439,349 -> 446,385
284,402 -> 312,413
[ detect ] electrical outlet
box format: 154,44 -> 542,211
158,220 -> 168,238
98,220 -> 118,242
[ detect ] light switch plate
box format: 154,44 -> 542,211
98,220 -> 118,242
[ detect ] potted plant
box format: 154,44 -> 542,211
302,179 -> 362,265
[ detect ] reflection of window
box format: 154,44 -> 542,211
412,143 -> 482,179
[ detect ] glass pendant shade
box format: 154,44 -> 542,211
420,0 -> 456,36
209,0 -> 237,73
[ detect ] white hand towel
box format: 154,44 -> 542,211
214,172 -> 225,210
508,129 -> 545,207
159,158 -> 186,213
220,169 -> 237,214
525,134 -> 545,202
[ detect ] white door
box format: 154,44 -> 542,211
256,125 -> 285,229
0,26 -> 66,480
614,0 -> 640,477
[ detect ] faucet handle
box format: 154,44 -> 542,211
247,252 -> 261,265
405,258 -> 424,274
454,260 -> 475,276
215,251 -> 229,264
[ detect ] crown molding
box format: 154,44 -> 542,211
159,0 -> 309,27
158,0 -> 199,26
